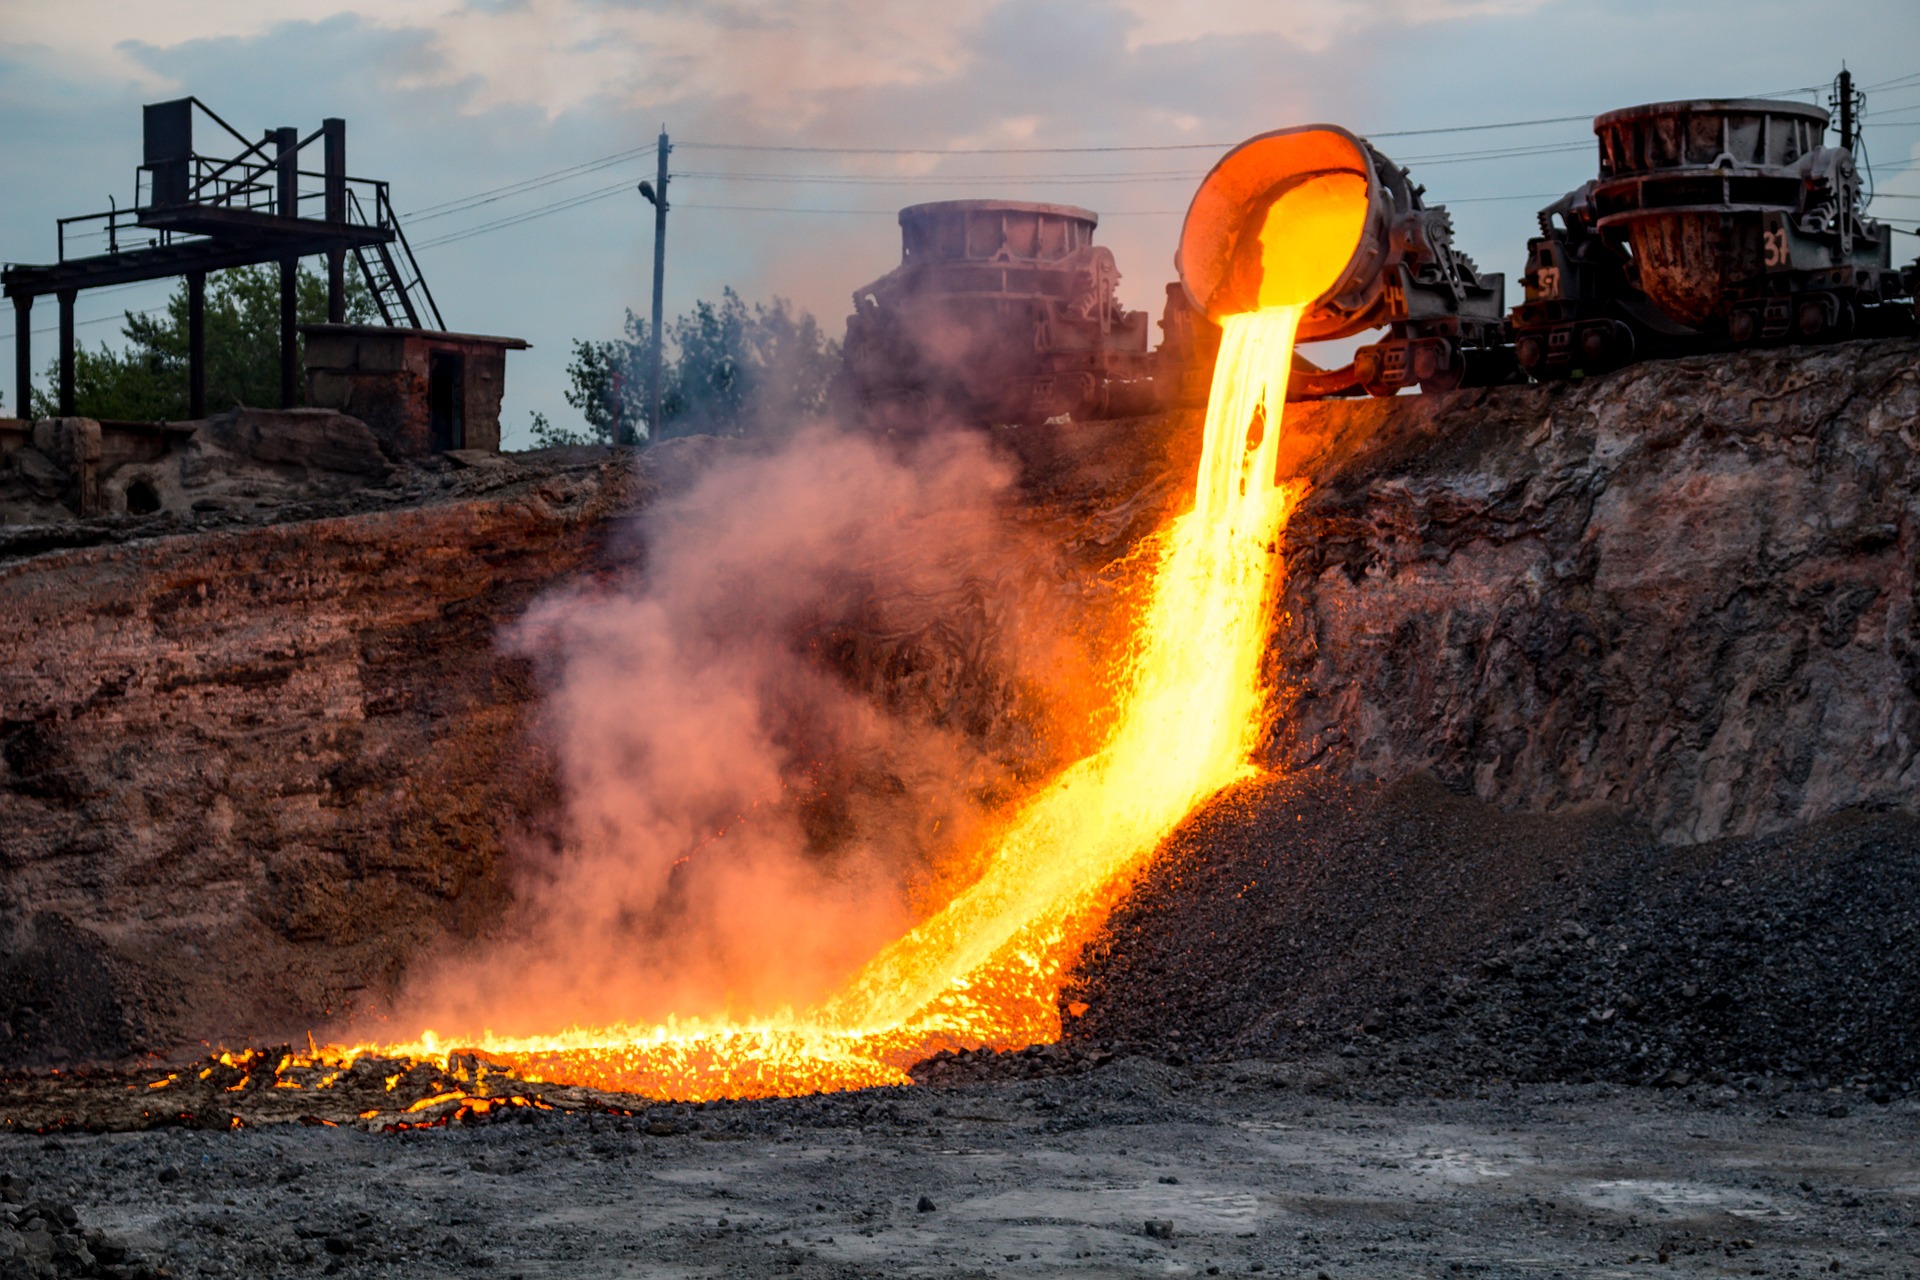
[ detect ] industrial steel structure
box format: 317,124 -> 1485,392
1512,80 -> 1911,376
835,200 -> 1156,428
3,98 -> 441,421
1177,125 -> 1510,397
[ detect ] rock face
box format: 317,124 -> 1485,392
0,425 -> 1175,1065
2,337 -> 1916,1067
0,453 -> 632,1062
1266,337 -> 1920,844
0,408 -> 398,527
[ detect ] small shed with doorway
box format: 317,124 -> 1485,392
301,324 -> 528,457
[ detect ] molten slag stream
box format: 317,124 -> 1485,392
363,185 -> 1361,1096
362,304 -> 1308,1100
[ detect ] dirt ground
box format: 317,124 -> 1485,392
2,1054 -> 1916,1278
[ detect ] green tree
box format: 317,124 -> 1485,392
561,289 -> 840,444
31,263 -> 377,420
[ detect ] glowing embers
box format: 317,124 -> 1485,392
1255,174 -> 1369,310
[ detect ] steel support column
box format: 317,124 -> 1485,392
11,296 -> 28,421
279,257 -> 298,408
57,289 -> 76,417
323,118 -> 347,325
326,250 -> 346,324
187,270 -> 207,419
276,124 -> 301,409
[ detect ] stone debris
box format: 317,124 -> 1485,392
1069,773 -> 1920,1097
0,1175 -> 162,1279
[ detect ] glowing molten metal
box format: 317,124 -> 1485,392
361,162 -> 1368,1100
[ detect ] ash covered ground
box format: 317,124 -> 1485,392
2,1054 -> 1917,1279
2,772 -> 1916,1278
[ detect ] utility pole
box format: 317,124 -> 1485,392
1834,66 -> 1855,151
637,129 -> 670,446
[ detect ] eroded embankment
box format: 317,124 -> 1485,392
1064,772 -> 1920,1091
1065,336 -> 1920,1092
1266,335 -> 1920,844
3,338 -> 1917,1085
0,452 -> 635,1063
0,419 -> 1200,1069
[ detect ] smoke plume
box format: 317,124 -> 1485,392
394,423 -> 1091,1037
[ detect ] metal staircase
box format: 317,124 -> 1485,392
348,188 -> 444,330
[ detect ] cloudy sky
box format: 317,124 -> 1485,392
3,0 -> 1916,443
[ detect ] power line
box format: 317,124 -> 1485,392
404,126 -> 1585,243
1401,141 -> 1591,165
383,70 -> 1915,238
669,101 -> 1809,156
405,146 -> 654,222
1864,69 -> 1920,91
412,181 -> 637,250
675,166 -> 1210,185
1439,192 -> 1566,204
668,194 -> 1568,217
674,168 -> 1209,187
669,142 -> 1594,191
386,70 -> 1916,250
412,144 -> 1598,249
0,303 -> 171,347
670,129 -> 1585,158
674,203 -> 898,216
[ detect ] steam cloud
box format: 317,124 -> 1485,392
394,424 -> 1091,1037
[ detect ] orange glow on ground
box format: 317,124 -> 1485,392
353,262 -> 1325,1098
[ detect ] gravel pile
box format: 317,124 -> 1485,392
1064,771 -> 1920,1097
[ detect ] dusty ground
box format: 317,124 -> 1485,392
2,1056 -> 1916,1278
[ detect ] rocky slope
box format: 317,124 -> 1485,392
0,421 -> 1189,1067
1064,772 -> 1920,1093
1268,336 -> 1920,845
3,337 -> 1916,1076
1065,337 -> 1920,1090
0,449 -> 634,1063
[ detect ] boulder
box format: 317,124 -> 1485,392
197,406 -> 391,478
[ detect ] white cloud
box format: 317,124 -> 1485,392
1,0 -> 451,88
2,0 -> 1000,120
438,0 -> 1006,118
1108,0 -> 1552,52
3,0 -> 1550,122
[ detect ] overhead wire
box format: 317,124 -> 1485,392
411,181 -> 637,249
667,142 -> 1594,192
404,146 -> 655,222
391,68 -> 1912,249
412,143 -> 1602,249
671,111 -> 1601,155
0,304 -> 173,351
399,107 -> 1624,244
